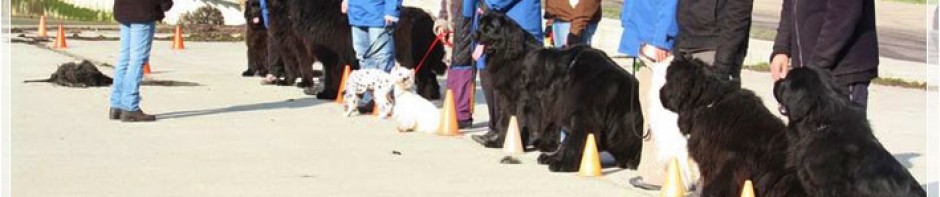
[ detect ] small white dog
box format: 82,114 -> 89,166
342,69 -> 394,117
378,66 -> 441,133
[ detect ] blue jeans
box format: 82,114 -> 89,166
552,19 -> 599,47
110,22 -> 155,112
351,26 -> 396,72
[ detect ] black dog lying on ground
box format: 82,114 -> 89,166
774,67 -> 925,197
660,57 -> 804,196
24,60 -> 113,87
473,12 -> 645,172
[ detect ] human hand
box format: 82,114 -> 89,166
770,54 -> 790,81
385,16 -> 399,26
434,19 -> 451,35
640,44 -> 670,62
341,0 -> 348,14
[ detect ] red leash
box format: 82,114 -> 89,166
414,32 -> 452,75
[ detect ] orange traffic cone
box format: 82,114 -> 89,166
661,158 -> 687,197
54,24 -> 67,49
38,16 -> 47,38
740,180 -> 755,197
335,65 -> 351,103
172,26 -> 185,50
437,89 -> 459,136
143,63 -> 152,75
578,133 -> 602,177
502,116 -> 524,155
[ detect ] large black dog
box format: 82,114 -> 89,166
470,12 -> 543,150
241,0 -> 273,77
774,67 -> 925,197
265,0 -> 445,100
660,58 -> 803,197
474,12 -> 645,172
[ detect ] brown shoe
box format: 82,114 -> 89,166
120,110 -> 156,122
109,108 -> 122,120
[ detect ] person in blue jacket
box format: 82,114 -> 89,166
619,0 -> 677,63
344,0 -> 402,72
463,0 -> 543,147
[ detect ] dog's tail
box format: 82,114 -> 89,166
23,77 -> 54,83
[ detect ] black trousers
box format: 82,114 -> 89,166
479,71 -> 499,132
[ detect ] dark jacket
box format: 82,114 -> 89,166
772,0 -> 879,85
114,0 -> 173,23
440,0 -> 475,68
675,0 -> 753,79
544,0 -> 601,36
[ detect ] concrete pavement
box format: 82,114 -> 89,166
8,29 -> 933,196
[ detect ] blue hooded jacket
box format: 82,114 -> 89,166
348,0 -> 403,27
462,0 -> 543,69
618,0 -> 678,57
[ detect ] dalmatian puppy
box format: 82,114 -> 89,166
382,66 -> 441,133
342,69 -> 394,117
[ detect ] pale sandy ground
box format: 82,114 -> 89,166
7,1 -> 935,195
8,37 -> 932,197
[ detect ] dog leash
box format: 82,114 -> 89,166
413,31 -> 452,75
362,27 -> 395,60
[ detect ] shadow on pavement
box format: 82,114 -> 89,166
156,97 -> 324,119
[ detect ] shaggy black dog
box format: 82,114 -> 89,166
528,45 -> 645,172
774,67 -> 925,197
24,60 -> 112,87
471,12 -> 542,150
474,12 -> 645,172
660,58 -> 803,197
274,0 -> 445,100
241,0 -> 270,77
265,0 -> 318,88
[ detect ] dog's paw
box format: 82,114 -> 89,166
548,159 -> 579,172
537,152 -> 556,165
241,70 -> 254,77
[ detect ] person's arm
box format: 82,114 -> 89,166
808,0 -> 864,70
772,0 -> 792,59
712,0 -> 753,79
385,0 -> 403,23
649,0 -> 678,51
771,0 -> 792,80
484,0 -> 521,12
159,0 -> 174,12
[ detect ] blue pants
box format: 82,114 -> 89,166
552,19 -> 599,47
110,22 -> 155,112
351,26 -> 396,72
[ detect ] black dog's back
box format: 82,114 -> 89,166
778,68 -> 925,197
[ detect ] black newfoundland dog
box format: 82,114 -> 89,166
264,0 -> 445,100
241,0 -> 273,77
474,12 -> 645,172
774,67 -> 925,197
660,58 -> 803,197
